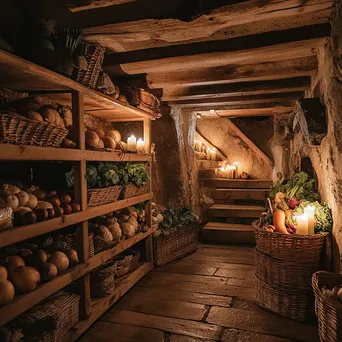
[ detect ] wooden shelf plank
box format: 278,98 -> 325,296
0,193 -> 153,248
0,50 -> 154,121
0,144 -> 151,162
66,262 -> 153,342
0,231 -> 155,326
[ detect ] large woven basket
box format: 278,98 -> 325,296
312,271 -> 342,342
154,224 -> 198,267
255,248 -> 320,290
0,112 -> 68,147
14,291 -> 80,342
253,221 -> 328,264
115,254 -> 133,277
256,277 -> 314,322
74,43 -> 105,89
87,186 -> 122,207
120,184 -> 148,200
90,260 -> 117,298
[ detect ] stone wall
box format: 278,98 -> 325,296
197,117 -> 273,179
271,3 -> 342,271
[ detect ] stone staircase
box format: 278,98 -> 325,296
199,169 -> 272,244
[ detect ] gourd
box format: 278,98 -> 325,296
97,226 -> 113,242
272,210 -> 289,234
85,130 -> 100,147
7,195 -> 19,210
94,128 -> 105,139
17,191 -> 29,206
36,201 -> 53,210
26,194 -> 38,209
107,218 -> 122,242
97,139 -> 104,149
106,130 -> 121,143
102,136 -> 116,149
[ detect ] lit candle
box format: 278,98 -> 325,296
233,162 -> 239,179
194,140 -> 202,152
226,165 -> 235,179
206,147 -> 211,160
304,205 -> 315,235
127,135 -> 137,152
296,214 -> 309,235
137,138 -> 145,152
211,148 -> 217,161
219,166 -> 227,178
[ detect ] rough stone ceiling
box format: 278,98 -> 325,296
63,0 -> 336,118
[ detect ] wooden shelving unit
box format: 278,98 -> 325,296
0,51 -> 155,335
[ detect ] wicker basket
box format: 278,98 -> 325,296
90,260 -> 117,298
256,277 -> 314,322
120,184 -> 148,200
87,186 -> 122,207
253,221 -> 328,264
255,248 -> 320,290
13,291 -> 80,342
93,234 -> 116,254
51,233 -> 94,258
115,254 -> 133,277
154,224 -> 198,267
0,111 -> 68,148
128,250 -> 140,272
74,43 -> 105,89
312,271 -> 342,342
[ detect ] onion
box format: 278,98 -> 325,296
26,194 -> 38,209
7,195 -> 19,210
17,191 -> 29,206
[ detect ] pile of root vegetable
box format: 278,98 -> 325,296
257,172 -> 332,235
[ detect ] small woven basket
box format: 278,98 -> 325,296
93,234 -> 116,254
154,224 -> 198,267
74,43 -> 105,89
256,276 -> 314,322
0,112 -> 68,148
87,186 -> 122,207
128,250 -> 140,272
90,260 -> 117,298
255,248 -> 320,290
312,271 -> 342,342
120,184 -> 148,200
51,233 -> 94,257
253,221 -> 328,264
14,291 -> 80,342
115,254 -> 133,278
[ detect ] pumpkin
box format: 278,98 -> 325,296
97,139 -> 104,149
85,130 -> 99,147
106,130 -> 121,143
102,136 -> 116,149
94,128 -> 105,139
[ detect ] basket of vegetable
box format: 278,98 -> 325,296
312,271 -> 342,342
0,110 -> 68,148
120,163 -> 149,199
154,208 -> 198,267
66,163 -> 124,207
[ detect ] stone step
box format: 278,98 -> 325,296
197,161 -> 222,170
214,188 -> 269,201
198,168 -> 217,178
201,178 -> 273,189
208,204 -> 265,218
202,222 -> 255,244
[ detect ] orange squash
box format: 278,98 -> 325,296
273,210 -> 289,234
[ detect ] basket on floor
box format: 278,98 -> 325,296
13,291 -> 80,342
255,248 -> 320,290
74,43 -> 105,89
90,260 -> 117,298
115,254 -> 133,277
154,224 -> 198,267
0,111 -> 68,148
253,221 -> 328,264
312,271 -> 342,342
87,186 -> 122,207
256,276 -> 314,322
120,184 -> 148,199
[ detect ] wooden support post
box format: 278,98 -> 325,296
72,91 -> 91,319
145,234 -> 154,263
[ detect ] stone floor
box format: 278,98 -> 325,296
79,244 -> 319,342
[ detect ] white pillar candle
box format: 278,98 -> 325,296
296,214 -> 309,235
137,138 -> 145,152
226,165 -> 235,179
194,140 -> 202,152
206,148 -> 211,160
304,205 -> 315,235
127,135 -> 137,152
211,148 -> 217,161
233,162 -> 239,179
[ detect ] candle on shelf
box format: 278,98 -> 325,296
137,138 -> 145,153
127,135 -> 137,152
219,166 -> 226,178
304,205 -> 315,235
296,214 -> 309,235
233,162 -> 239,179
206,147 -> 211,160
211,148 -> 217,161
226,165 -> 235,179
194,140 -> 202,152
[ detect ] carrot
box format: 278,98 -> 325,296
273,210 -> 289,234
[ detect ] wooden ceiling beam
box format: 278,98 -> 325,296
148,56 -> 318,88
195,108 -> 294,118
104,24 -> 329,75
84,0 -> 333,52
167,92 -> 305,108
162,77 -> 311,101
